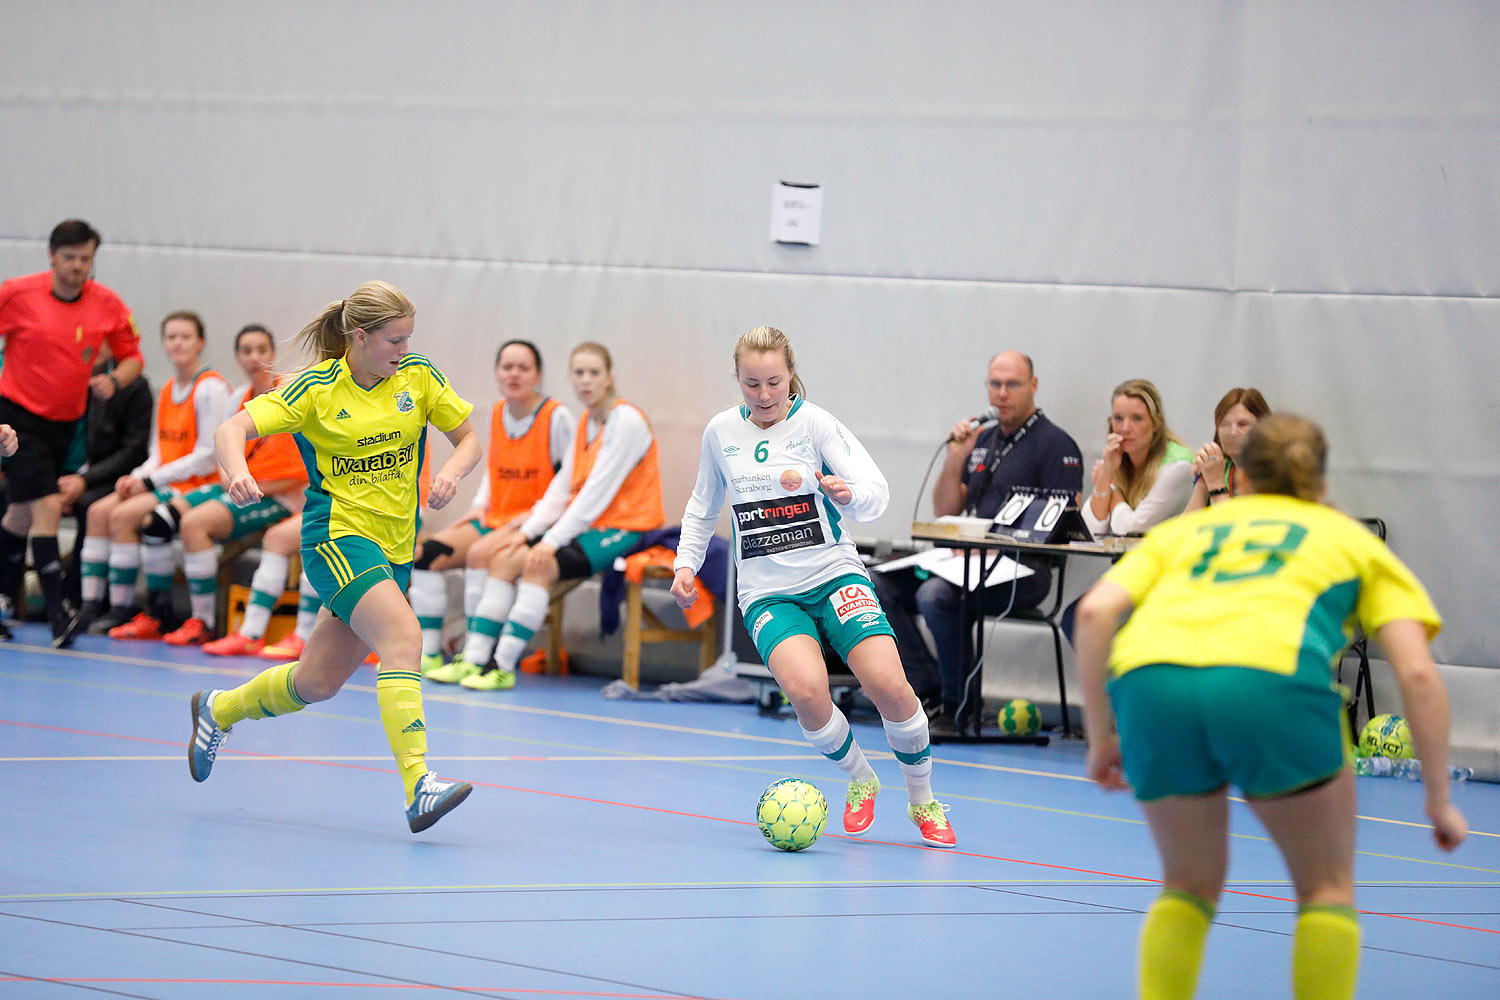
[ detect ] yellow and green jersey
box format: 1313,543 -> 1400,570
244,353 -> 472,563
1103,493 -> 1439,683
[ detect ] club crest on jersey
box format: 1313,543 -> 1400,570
393,390 -> 414,413
780,469 -> 802,491
829,583 -> 879,624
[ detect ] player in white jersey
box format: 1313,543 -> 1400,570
671,326 -> 956,848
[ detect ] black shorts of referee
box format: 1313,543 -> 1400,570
0,396 -> 80,504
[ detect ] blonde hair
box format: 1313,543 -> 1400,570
1239,414 -> 1327,501
734,325 -> 807,399
1107,378 -> 1184,507
287,280 -> 414,369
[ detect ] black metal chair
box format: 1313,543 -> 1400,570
1340,517 -> 1386,737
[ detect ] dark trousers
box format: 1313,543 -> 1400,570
871,566 -> 1052,710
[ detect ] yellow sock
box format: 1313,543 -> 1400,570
211,662 -> 307,728
1140,889 -> 1215,1000
376,669 -> 428,802
1292,904 -> 1359,1000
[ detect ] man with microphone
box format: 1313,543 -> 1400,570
871,350 -> 1082,737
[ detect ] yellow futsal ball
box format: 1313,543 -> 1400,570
756,778 -> 828,852
997,698 -> 1042,736
1358,713 -> 1413,759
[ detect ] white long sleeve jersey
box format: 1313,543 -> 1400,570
674,398 -> 889,611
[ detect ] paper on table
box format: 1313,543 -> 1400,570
872,547 -> 1034,592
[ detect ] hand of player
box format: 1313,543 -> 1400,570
523,541 -> 557,577
225,474 -> 263,508
88,373 -> 117,401
1427,801 -> 1468,852
670,567 -> 698,609
427,473 -> 458,510
1085,735 -> 1130,792
815,470 -> 852,505
56,474 -> 86,508
0,423 -> 16,457
115,474 -> 145,498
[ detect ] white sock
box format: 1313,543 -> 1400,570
295,570 -> 320,639
241,552 -> 290,639
463,567 -> 488,618
409,568 -> 447,656
183,548 -> 218,626
882,707 -> 935,805
107,543 -> 141,610
81,536 -> 109,603
461,575 -> 517,665
492,580 -> 548,672
801,706 -> 877,782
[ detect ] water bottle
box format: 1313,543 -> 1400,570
1354,756 -> 1473,781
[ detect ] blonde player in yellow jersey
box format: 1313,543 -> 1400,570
1074,414 -> 1466,1000
189,280 -> 484,834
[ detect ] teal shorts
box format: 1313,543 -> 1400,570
175,483 -> 292,541
1109,664 -> 1349,802
302,534 -> 412,623
465,517 -> 495,537
742,572 -> 895,665
153,484 -> 221,508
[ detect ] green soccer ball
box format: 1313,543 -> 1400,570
756,778 -> 828,852
997,698 -> 1042,736
1359,713 -> 1413,759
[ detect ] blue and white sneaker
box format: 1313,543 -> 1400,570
405,773 -> 473,833
188,690 -> 230,782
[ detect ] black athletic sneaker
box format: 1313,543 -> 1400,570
87,605 -> 139,635
52,599 -> 85,649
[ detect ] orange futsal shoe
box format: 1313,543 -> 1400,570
364,650 -> 380,665
202,633 -> 265,657
843,777 -> 880,835
908,800 -> 957,848
108,612 -> 163,640
259,633 -> 306,660
163,618 -> 212,646
519,648 -> 568,675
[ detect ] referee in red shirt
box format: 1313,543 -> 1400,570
0,220 -> 144,644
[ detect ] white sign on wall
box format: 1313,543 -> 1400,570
770,181 -> 823,245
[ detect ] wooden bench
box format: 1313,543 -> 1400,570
620,564 -> 719,689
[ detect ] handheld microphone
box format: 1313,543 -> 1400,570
946,405 -> 999,443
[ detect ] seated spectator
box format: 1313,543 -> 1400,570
202,513 -> 306,656
1183,387 -> 1271,512
148,324 -> 308,645
58,350 -> 153,611
409,339 -> 575,675
1079,378 -> 1193,537
75,312 -> 232,635
429,341 -> 663,691
870,351 -> 1082,736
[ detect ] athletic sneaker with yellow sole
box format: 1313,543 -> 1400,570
425,655 -> 482,685
460,666 -> 516,691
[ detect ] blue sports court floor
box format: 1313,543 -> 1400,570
2,622 -> 1497,998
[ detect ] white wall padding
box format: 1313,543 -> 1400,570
3,2 -> 1498,673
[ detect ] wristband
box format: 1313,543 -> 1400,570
1207,487 -> 1229,497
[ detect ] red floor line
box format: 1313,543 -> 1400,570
6,717 -> 1497,936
